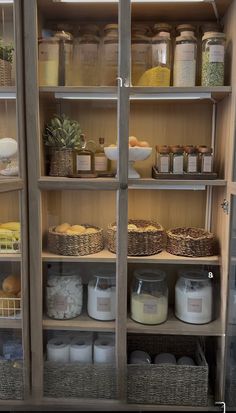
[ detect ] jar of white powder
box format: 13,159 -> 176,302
87,272 -> 116,321
175,270 -> 213,324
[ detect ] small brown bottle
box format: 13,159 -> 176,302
75,134 -> 95,175
94,137 -> 110,174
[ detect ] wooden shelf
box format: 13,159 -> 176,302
42,250 -> 220,265
39,86 -> 117,100
129,179 -> 227,190
0,178 -> 23,193
130,87 -> 232,102
127,311 -> 224,337
38,177 -> 119,191
43,313 -> 115,332
0,253 -> 21,262
0,317 -> 22,329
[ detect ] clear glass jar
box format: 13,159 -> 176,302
54,31 -> 73,86
73,25 -> 100,86
38,37 -> 60,86
201,23 -> 223,35
173,33 -> 197,86
150,23 -> 172,87
131,269 -> 168,325
184,145 -> 198,173
175,270 -> 213,324
46,271 -> 83,320
131,25 -> 151,86
101,24 -> 118,86
176,24 -> 196,38
87,272 -> 116,321
198,146 -> 213,173
171,146 -> 184,174
202,32 -> 226,86
156,145 -> 170,173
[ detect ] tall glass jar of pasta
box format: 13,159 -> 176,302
101,24 -> 118,86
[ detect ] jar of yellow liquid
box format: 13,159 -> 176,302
38,37 -> 60,86
131,25 -> 151,86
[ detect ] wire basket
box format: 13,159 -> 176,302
107,219 -> 166,256
0,59 -> 12,86
166,227 -> 217,257
0,297 -> 21,318
48,224 -> 104,256
0,230 -> 20,254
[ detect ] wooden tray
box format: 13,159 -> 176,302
152,166 -> 218,180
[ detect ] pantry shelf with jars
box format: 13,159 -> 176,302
23,0 -> 236,411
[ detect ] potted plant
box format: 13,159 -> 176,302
44,114 -> 82,177
0,41 -> 14,86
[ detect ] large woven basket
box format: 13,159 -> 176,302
49,148 -> 74,177
166,227 -> 217,257
107,219 -> 166,256
226,364 -> 236,407
127,335 -> 208,406
44,362 -> 117,399
0,59 -> 11,86
48,225 -> 104,256
0,360 -> 23,400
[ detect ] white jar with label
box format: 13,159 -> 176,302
38,37 -> 60,86
173,33 -> 197,86
171,146 -> 184,174
198,146 -> 213,173
131,269 -> 168,325
175,270 -> 213,324
131,25 -> 151,86
101,24 -> 118,86
87,272 -> 116,321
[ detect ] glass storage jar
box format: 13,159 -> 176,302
38,36 -> 60,86
171,145 -> 184,174
175,270 -> 213,324
101,24 -> 118,86
46,271 -> 83,320
156,145 -> 170,173
54,30 -> 73,86
131,25 -> 151,86
198,146 -> 213,173
173,32 -> 197,86
201,32 -> 226,86
176,24 -> 196,38
73,25 -> 100,86
184,145 -> 198,173
87,271 -> 116,321
131,269 -> 168,325
151,23 -> 172,86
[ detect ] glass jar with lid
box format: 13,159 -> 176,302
46,270 -> 83,320
131,24 -> 151,86
201,22 -> 223,36
173,30 -> 197,86
101,24 -> 118,86
150,23 -> 172,87
38,36 -> 60,86
170,145 -> 184,174
175,270 -> 213,324
201,32 -> 226,86
54,30 -> 73,86
198,145 -> 213,173
131,269 -> 168,325
176,24 -> 196,38
73,24 -> 100,86
184,145 -> 198,173
156,145 -> 170,173
87,271 -> 116,320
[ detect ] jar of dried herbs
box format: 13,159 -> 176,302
171,146 -> 184,174
198,146 -> 213,173
201,32 -> 226,86
156,145 -> 170,173
184,146 -> 198,173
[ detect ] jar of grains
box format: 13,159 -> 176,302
101,24 -> 118,86
171,145 -> 184,174
156,145 -> 170,173
151,23 -> 172,86
131,24 -> 151,86
173,31 -> 197,86
184,145 -> 198,173
201,32 -> 226,86
198,146 -> 214,173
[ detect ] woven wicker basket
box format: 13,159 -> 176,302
48,224 -> 104,256
166,227 -> 217,257
107,219 -> 166,256
0,360 -> 23,400
49,148 -> 74,177
0,59 -> 11,86
44,362 -> 117,399
127,335 -> 208,406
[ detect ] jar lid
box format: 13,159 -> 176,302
104,24 -> 118,32
132,24 -> 150,35
202,31 -> 226,41
176,34 -> 196,41
80,24 -> 100,35
93,271 -> 116,280
55,30 -> 73,41
201,23 -> 223,34
156,145 -> 170,154
198,145 -> 212,154
179,270 -> 210,282
185,145 -> 197,154
176,24 -> 196,33
134,269 -> 166,282
171,145 -> 184,154
153,23 -> 172,33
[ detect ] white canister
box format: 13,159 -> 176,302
175,270 -> 213,324
87,272 -> 116,321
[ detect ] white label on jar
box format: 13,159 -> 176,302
173,155 -> 184,174
39,42 -> 59,61
174,61 -> 196,86
202,155 -> 213,173
97,297 -> 111,312
209,45 -> 224,63
159,156 -> 169,173
187,298 -> 202,313
152,43 -> 167,65
53,294 -> 67,311
175,43 -> 195,61
132,44 -> 149,65
104,44 -> 118,65
76,155 -> 91,171
143,300 -> 158,314
80,44 -> 98,65
188,156 -> 197,172
95,156 -> 108,171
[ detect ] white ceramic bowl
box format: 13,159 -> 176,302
0,138 -> 18,159
104,146 -> 152,178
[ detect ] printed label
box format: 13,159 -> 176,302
80,44 -> 98,65
53,294 -> 67,311
97,297 -> 111,312
187,298 -> 202,313
104,44 -> 118,65
174,61 -> 196,86
39,43 -> 59,61
95,156 -> 108,171
152,43 -> 168,65
159,156 -> 169,173
209,45 -> 224,63
187,156 -> 197,173
132,44 -> 149,65
202,155 -> 213,173
175,44 -> 195,61
76,155 -> 91,171
143,300 -> 158,314
173,156 -> 184,174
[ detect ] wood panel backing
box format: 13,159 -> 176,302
0,191 -> 19,222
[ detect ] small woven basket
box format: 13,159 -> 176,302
107,219 -> 166,256
166,227 -> 217,257
0,59 -> 11,86
44,362 -> 117,399
0,360 -> 23,400
49,148 -> 74,177
48,224 -> 104,256
127,335 -> 208,406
